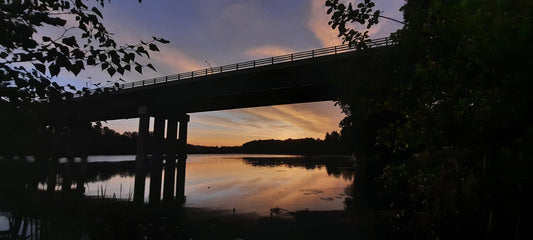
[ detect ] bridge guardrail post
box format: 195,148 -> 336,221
312,50 -> 315,58
335,46 -> 337,54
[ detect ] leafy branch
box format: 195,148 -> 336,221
0,0 -> 168,104
325,0 -> 403,49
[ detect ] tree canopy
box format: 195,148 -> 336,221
327,0 -> 532,238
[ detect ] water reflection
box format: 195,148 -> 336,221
184,155 -> 354,215
0,154 -> 360,239
242,156 -> 355,181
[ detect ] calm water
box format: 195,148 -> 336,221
67,154 -> 355,216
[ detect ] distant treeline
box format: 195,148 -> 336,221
88,123 -> 352,155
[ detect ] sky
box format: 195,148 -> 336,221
55,0 -> 404,146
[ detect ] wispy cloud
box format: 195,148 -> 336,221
152,45 -> 204,73
245,46 -> 295,58
188,101 -> 345,146
308,0 -> 343,47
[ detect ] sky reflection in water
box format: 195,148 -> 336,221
82,154 -> 354,216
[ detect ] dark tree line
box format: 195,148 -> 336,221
84,123 -> 353,156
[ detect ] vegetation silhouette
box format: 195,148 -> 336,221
242,156 -> 355,180
81,122 -> 353,155
2,0 -> 532,239
327,0 -> 532,239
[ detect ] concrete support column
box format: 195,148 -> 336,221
62,160 -> 73,193
176,114 -> 190,204
62,121 -> 75,193
134,106 -> 150,206
149,117 -> 165,205
163,118 -> 178,202
47,157 -> 58,194
76,122 -> 90,193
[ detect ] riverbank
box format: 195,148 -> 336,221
1,191 -> 383,239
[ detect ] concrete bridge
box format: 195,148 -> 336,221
44,37 -> 395,206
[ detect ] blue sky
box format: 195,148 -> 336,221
55,0 -> 404,146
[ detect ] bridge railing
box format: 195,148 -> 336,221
118,37 -> 394,90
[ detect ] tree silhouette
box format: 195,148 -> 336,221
0,0 -> 168,157
327,0 -> 532,238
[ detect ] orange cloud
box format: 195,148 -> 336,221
188,101 -> 345,146
151,45 -> 204,73
308,0 -> 343,47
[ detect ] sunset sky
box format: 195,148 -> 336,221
55,0 -> 404,146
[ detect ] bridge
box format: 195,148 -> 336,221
43,37 -> 396,206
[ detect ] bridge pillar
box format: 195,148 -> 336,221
62,119 -> 77,194
176,114 -> 189,204
134,106 -> 150,206
163,118 -> 178,203
74,121 -> 90,194
47,157 -> 58,194
149,117 -> 166,205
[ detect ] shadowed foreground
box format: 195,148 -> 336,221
1,192 -> 384,240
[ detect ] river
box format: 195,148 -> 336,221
49,154 -> 355,216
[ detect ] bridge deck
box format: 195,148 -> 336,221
45,39 -> 396,121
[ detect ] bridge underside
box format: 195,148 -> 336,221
45,47 -> 394,121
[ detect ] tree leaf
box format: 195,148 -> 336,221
15,79 -> 28,88
135,65 -> 142,74
101,62 -> 109,70
62,36 -> 78,47
107,67 -> 116,77
87,57 -> 96,65
147,63 -> 155,71
157,38 -> 170,44
49,64 -> 60,77
33,63 -> 46,74
149,43 -> 159,51
92,7 -> 103,18
71,60 -> 84,76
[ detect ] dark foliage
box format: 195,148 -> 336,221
0,0 -> 167,158
327,0 -> 533,238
